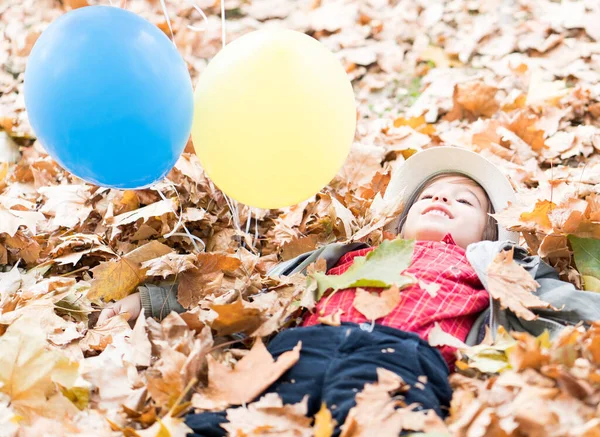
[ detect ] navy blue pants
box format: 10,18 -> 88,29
185,323 -> 451,437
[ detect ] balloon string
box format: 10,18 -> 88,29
221,0 -> 226,48
159,0 -> 176,45
184,0 -> 210,31
156,182 -> 204,253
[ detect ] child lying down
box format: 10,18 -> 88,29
98,147 -> 600,437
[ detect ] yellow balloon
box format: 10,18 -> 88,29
191,28 -> 356,209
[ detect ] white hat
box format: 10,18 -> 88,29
383,146 -> 519,243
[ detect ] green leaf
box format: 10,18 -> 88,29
568,235 -> 600,292
312,238 -> 415,300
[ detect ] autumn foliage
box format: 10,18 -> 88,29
2,0 -> 600,436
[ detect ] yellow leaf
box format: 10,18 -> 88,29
520,200 -> 556,233
87,257 -> 142,302
88,241 -> 173,302
0,315 -> 80,421
314,403 -> 336,437
583,275 -> 600,292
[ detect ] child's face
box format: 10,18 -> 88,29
401,175 -> 490,249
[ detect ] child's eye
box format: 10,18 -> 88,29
458,199 -> 473,206
421,194 -> 433,200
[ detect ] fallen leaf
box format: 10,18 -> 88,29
191,338 -> 301,410
0,315 -> 80,421
317,308 -> 345,327
0,197 -> 45,237
486,248 -> 551,321
110,198 -> 177,228
177,269 -> 224,309
352,286 -> 400,321
80,315 -> 131,352
340,368 -> 409,437
446,81 -> 500,121
428,323 -> 468,349
210,298 -> 267,336
136,415 -> 193,437
569,236 -> 600,292
520,200 -> 556,233
313,238 -> 415,299
314,403 -> 336,437
141,253 -> 197,278
222,393 -> 312,437
88,241 -> 173,302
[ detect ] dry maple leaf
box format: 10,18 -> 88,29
0,315 -> 80,422
191,338 -> 301,411
352,286 -> 400,321
222,393 -> 312,437
141,253 -> 196,278
428,322 -> 468,349
209,298 -> 267,336
196,252 -> 243,273
520,200 -> 557,233
340,368 -> 410,437
110,197 -> 177,228
508,110 -> 546,152
486,248 -> 552,321
88,241 -> 173,302
80,314 -> 131,352
445,81 -> 500,121
0,201 -> 45,237
317,308 -> 345,327
177,268 -> 224,309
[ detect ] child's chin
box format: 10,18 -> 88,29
414,227 -> 448,242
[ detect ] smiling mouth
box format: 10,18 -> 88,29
422,208 -> 452,219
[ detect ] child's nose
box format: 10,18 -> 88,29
433,194 -> 449,202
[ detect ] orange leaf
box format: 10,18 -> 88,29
520,200 -> 556,233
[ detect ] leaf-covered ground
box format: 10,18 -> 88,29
2,0 -> 600,436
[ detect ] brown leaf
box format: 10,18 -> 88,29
196,252 -> 242,274
110,198 -> 176,228
317,308 -> 345,327
352,286 -> 400,321
282,234 -> 320,261
340,368 -> 409,437
222,393 -> 312,437
80,315 -> 131,352
508,110 -> 546,152
210,298 -> 266,336
177,269 -> 224,309
446,81 -> 500,121
141,253 -> 196,278
191,338 -> 301,410
486,248 -> 551,321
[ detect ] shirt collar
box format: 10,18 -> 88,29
442,233 -> 457,245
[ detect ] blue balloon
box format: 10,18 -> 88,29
24,6 -> 193,189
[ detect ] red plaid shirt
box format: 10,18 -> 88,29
302,235 -> 489,367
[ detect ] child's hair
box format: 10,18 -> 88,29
396,172 -> 498,241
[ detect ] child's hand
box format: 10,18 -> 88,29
97,292 -> 142,326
